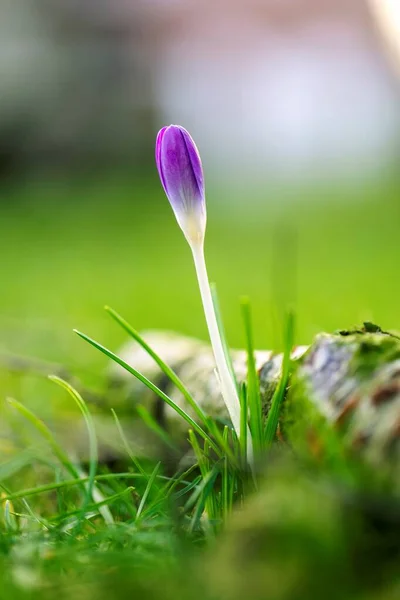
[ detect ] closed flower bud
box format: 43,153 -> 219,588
156,125 -> 206,245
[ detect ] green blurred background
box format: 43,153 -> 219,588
1,175 -> 399,361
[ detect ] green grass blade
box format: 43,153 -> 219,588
172,477 -> 202,500
52,488 -> 135,525
204,418 -> 237,466
111,408 -> 147,477
221,426 -> 230,519
7,397 -> 80,481
140,459 -> 201,517
139,466 -> 201,520
188,465 -> 220,534
73,463 -> 115,525
49,376 -> 98,512
3,500 -> 18,532
189,430 -> 217,523
188,431 -> 206,478
21,498 -> 50,531
74,329 -> 221,457
264,310 -> 295,445
183,461 -> 221,515
135,462 -> 161,521
0,481 -> 49,531
3,472 -> 191,503
239,382 -> 248,465
5,398 -> 117,524
240,297 -> 263,450
105,306 -> 208,425
162,463 -> 199,500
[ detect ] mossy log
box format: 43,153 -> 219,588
108,325 -> 400,599
110,325 -> 400,476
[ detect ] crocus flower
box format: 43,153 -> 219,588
155,125 -> 248,455
155,125 -> 206,246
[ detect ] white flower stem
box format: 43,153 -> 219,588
191,242 -> 253,463
191,243 -> 240,431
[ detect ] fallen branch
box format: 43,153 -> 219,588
110,324 -> 400,476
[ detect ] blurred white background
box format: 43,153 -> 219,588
1,0 -> 399,187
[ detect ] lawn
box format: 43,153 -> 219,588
0,172 -> 399,599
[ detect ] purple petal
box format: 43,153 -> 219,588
155,126 -> 168,193
155,125 -> 205,219
178,127 -> 204,200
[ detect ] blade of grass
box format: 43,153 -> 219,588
73,463 -> 114,525
3,471 -> 191,502
183,461 -> 221,515
188,431 -> 215,522
111,408 -> 147,477
188,465 -> 220,534
264,310 -> 295,445
0,484 -> 49,531
49,376 -> 98,513
55,467 -> 67,518
141,461 -> 200,518
74,329 -> 221,457
221,426 -> 229,519
21,498 -> 50,531
7,398 -> 80,480
135,462 -> 161,521
7,397 -> 114,524
204,417 -> 237,466
221,426 -> 236,518
139,472 -> 201,520
239,382 -> 248,465
165,462 -> 199,498
203,438 -> 218,522
105,306 -> 208,425
3,500 -> 18,532
241,297 -> 263,451
51,487 -> 135,524
172,477 -> 202,500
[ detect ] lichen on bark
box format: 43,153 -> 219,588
284,329 -> 400,491
109,325 -> 400,486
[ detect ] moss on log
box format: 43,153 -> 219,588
110,325 -> 400,479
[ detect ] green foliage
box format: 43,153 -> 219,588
0,317 -> 399,599
264,310 -> 295,446
1,176 -> 400,598
241,298 -> 263,452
